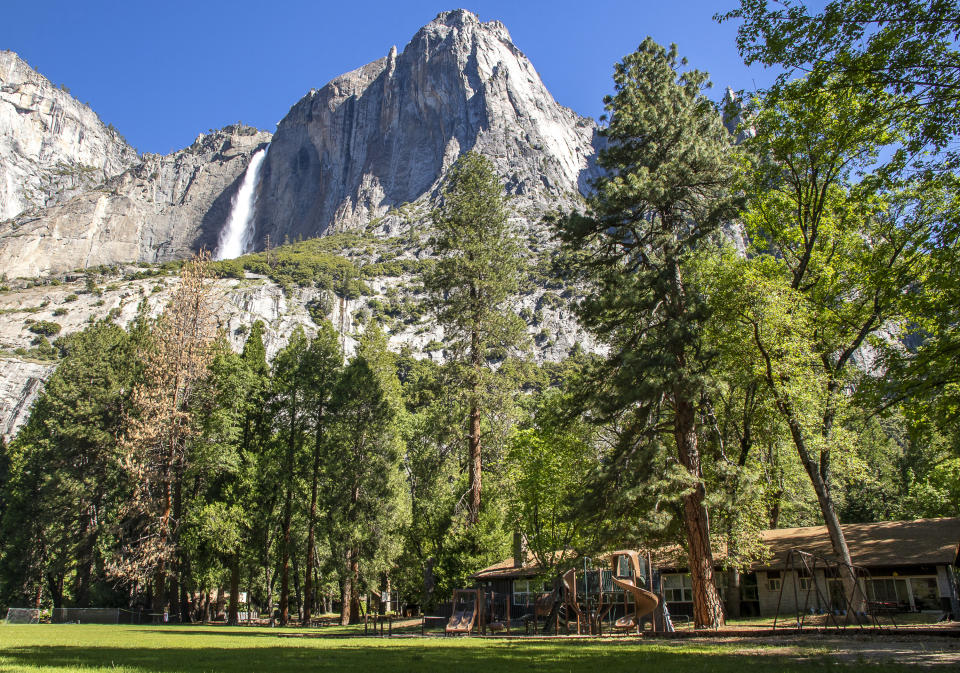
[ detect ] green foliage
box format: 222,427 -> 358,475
209,234 -> 372,296
424,152 -> 526,366
0,322 -> 140,609
504,391 -> 596,573
28,321 -> 61,337
720,0 -> 960,166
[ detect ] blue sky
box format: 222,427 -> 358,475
3,1 -> 776,154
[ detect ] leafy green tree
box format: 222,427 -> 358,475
424,151 -> 525,524
0,322 -> 139,610
726,74 -> 932,612
558,38 -> 739,628
504,390 -> 596,575
719,0 -> 960,170
722,0 -> 960,463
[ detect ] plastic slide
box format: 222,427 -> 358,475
610,551 -> 659,631
445,590 -> 478,634
561,568 -> 587,633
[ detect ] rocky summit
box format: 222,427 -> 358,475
253,9 -> 599,244
0,10 -> 607,439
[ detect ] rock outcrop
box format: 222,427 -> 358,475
0,50 -> 139,221
0,124 -> 271,278
0,358 -> 56,440
253,9 -> 600,245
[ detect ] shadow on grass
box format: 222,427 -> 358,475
138,628 -> 290,638
0,641 -> 923,673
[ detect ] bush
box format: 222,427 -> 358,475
53,307 -> 68,316
28,321 -> 62,336
64,294 -> 78,302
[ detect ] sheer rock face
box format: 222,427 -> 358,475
0,358 -> 55,440
252,9 -> 600,245
0,11 -> 599,278
0,124 -> 271,278
0,50 -> 139,221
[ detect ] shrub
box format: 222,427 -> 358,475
28,321 -> 62,336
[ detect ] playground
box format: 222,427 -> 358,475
435,550 -> 668,637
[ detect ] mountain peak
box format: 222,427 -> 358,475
252,11 -> 599,245
419,9 -> 513,47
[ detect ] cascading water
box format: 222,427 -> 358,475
213,146 -> 268,260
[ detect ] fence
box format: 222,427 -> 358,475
5,608 -> 40,623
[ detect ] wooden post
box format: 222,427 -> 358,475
647,552 -> 656,633
479,589 -> 486,636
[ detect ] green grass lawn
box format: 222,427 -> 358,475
0,623 -> 948,672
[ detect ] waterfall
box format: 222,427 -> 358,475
213,146 -> 268,260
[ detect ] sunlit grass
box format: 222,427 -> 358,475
0,623 -> 941,672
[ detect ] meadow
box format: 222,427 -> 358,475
1,624 -> 957,672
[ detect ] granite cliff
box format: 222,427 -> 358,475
0,50 -> 138,222
0,10 -> 599,278
252,9 -> 599,244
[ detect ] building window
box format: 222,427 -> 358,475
798,575 -> 813,592
866,578 -> 909,606
909,577 -> 939,611
662,574 -> 693,603
767,577 -> 782,592
617,555 -> 631,578
513,579 -> 533,606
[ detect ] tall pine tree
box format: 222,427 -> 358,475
424,151 -> 524,524
559,38 -> 740,628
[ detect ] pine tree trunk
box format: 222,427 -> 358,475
675,393 -> 725,629
466,321 -> 482,524
468,401 -> 482,524
349,548 -> 361,624
227,553 -> 240,625
279,397 -> 297,627
340,550 -> 353,626
303,425 -> 322,626
153,565 -> 166,614
670,260 -> 724,629
279,494 -> 292,626
292,549 -> 303,622
72,505 -> 97,608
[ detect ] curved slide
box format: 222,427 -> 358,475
445,590 -> 478,634
610,551 -> 659,631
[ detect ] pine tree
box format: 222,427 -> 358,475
0,322 -> 138,610
118,254 -> 217,618
323,325 -> 406,625
270,327 -> 310,626
559,38 -> 740,628
299,320 -> 343,625
423,151 -> 524,524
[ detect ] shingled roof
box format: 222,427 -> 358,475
471,517 -> 960,579
753,517 -> 960,569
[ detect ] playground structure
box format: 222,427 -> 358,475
442,550 -> 673,636
772,548 -> 895,631
445,589 -> 482,634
